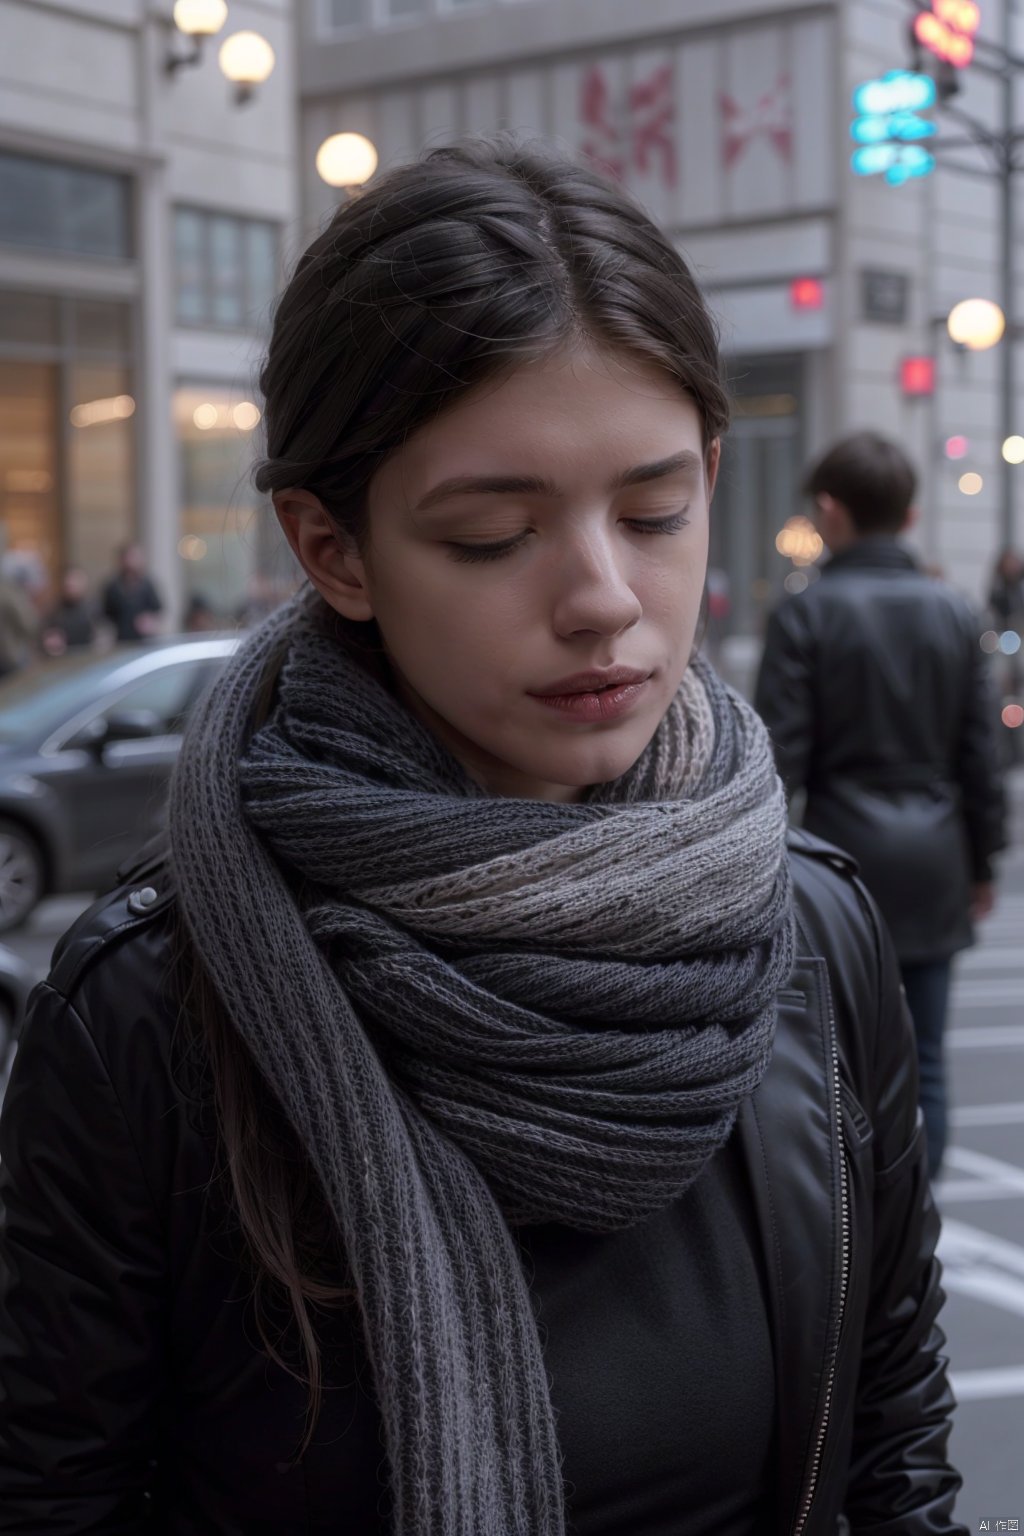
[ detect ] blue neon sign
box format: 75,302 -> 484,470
851,144 -> 936,184
851,110 -> 937,145
852,70 -> 937,116
851,71 -> 937,184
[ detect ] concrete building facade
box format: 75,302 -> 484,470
297,0 -> 1024,653
0,0 -> 301,628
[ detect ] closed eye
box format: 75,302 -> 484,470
446,511 -> 691,564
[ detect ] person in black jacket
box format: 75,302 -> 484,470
0,135 -> 966,1535
102,541 -> 164,642
755,431 -> 1007,1181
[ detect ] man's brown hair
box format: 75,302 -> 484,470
803,431 -> 917,535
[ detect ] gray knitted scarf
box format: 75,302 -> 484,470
168,584 -> 793,1536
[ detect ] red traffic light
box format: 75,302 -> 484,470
914,1 -> 980,69
900,355 -> 936,396
790,277 -> 825,311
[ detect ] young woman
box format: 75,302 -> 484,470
0,133 -> 966,1536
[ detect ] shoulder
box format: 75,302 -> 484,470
36,840 -> 198,1138
49,838 -> 178,1006
787,829 -> 883,1020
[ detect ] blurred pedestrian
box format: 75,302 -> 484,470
988,546 -> 1024,699
40,566 -> 99,656
183,592 -> 218,633
234,571 -> 280,629
0,531 -> 39,679
0,136 -> 967,1534
988,546 -> 1024,632
756,431 -> 1008,1180
102,542 -> 164,643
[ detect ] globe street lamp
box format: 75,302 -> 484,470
218,31 -> 276,106
167,0 -> 227,72
316,133 -> 379,195
947,297 -> 1007,350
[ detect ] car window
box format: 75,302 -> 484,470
97,660 -> 206,735
0,655 -> 133,744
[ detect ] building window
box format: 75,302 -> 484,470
325,0 -> 366,29
319,0 -> 541,31
174,384 -> 297,626
0,292 -> 136,603
172,207 -> 280,332
0,152 -> 133,261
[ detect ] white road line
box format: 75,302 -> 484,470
952,980 -> 1024,997
949,1366 -> 1024,1401
950,996 -> 1023,1010
936,1185 -> 1024,1202
936,1148 -> 1024,1202
951,1101 -> 1024,1127
940,1221 -> 1024,1399
959,948 -> 1024,967
948,1025 -> 1024,1048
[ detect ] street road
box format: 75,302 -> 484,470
2,772 -> 1023,1528
936,767 -> 1024,1533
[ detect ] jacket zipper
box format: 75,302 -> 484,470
792,977 -> 851,1536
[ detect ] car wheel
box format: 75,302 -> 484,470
0,820 -> 45,934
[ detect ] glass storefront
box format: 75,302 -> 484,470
174,382 -> 297,627
710,355 -> 806,644
0,291 -> 135,606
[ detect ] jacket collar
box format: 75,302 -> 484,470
820,537 -> 920,576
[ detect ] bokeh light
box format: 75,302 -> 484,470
980,631 -> 1000,653
1002,435 -> 1024,465
999,631 -> 1022,656
193,403 -> 219,430
775,516 -> 824,566
945,435 -> 969,460
947,298 -> 1005,351
233,401 -> 261,430
1002,704 -> 1024,730
958,472 -> 984,496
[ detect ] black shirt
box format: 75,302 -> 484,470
519,1130 -> 776,1534
176,1127 -> 776,1533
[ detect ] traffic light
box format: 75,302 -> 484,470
910,1 -> 981,99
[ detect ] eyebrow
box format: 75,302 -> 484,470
410,449 -> 703,515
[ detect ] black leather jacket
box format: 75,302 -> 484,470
0,834 -> 967,1535
755,539 -> 1007,962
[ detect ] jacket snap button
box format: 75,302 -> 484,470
128,886 -> 159,915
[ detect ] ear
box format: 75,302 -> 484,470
705,438 -> 722,502
273,489 -> 375,623
903,503 -> 920,532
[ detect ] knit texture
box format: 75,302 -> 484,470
168,584 -> 794,1535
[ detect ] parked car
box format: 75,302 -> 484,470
0,636 -> 237,933
0,941 -> 38,1097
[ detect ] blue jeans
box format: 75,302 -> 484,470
899,959 -> 953,1180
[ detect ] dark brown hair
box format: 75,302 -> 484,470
803,430 -> 917,536
190,129 -> 731,1454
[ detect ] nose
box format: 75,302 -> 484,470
549,529 -> 643,640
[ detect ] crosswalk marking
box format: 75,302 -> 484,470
936,1147 -> 1024,1202
948,1024 -> 1024,1048
952,1102 -> 1024,1127
950,1366 -> 1024,1401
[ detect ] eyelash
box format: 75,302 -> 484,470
446,512 -> 691,564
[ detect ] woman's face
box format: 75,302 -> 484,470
291,345 -> 717,802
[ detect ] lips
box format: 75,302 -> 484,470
528,666 -> 651,698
